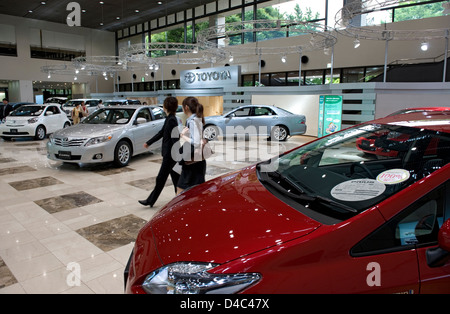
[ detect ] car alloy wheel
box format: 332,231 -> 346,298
35,125 -> 46,140
272,125 -> 288,141
204,125 -> 219,141
114,141 -> 131,167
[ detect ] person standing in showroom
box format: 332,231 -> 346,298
80,101 -> 89,118
71,102 -> 82,124
139,97 -> 181,207
177,97 -> 206,195
0,98 -> 12,122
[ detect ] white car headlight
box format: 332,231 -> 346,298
85,135 -> 113,147
28,118 -> 39,124
142,262 -> 261,294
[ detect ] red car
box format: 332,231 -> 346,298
356,107 -> 450,157
125,110 -> 450,294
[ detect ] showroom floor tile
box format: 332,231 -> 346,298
0,134 -> 314,294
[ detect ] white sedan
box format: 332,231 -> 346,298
0,104 -> 71,141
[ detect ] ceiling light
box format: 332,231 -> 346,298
229,55 -> 234,62
135,10 -> 140,13
157,2 -> 163,5
116,17 -> 120,20
75,69 -> 79,74
41,1 -> 46,4
353,38 -> 361,49
281,55 -> 287,63
99,1 -> 104,4
28,10 -> 33,13
47,74 -> 51,79
74,76 -> 78,81
421,42 -> 429,51
100,22 -> 104,26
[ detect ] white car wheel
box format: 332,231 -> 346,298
204,125 -> 219,141
114,141 -> 131,167
272,125 -> 288,141
35,125 -> 46,140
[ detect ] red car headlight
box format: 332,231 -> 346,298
141,262 -> 261,294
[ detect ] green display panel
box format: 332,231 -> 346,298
318,95 -> 343,138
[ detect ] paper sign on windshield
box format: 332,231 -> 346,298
376,169 -> 410,185
331,179 -> 386,202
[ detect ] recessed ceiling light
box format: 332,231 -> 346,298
28,10 -> 33,13
99,1 -> 104,4
135,9 -> 140,13
157,2 -> 162,4
116,16 -> 120,20
41,1 -> 46,4
82,9 -> 87,13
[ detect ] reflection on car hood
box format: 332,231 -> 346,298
53,124 -> 126,138
146,165 -> 321,265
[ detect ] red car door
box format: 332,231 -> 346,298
351,182 -> 449,294
417,246 -> 450,293
416,181 -> 450,293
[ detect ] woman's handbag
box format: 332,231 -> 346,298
184,138 -> 214,165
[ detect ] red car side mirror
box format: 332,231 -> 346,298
427,218 -> 450,268
438,219 -> 450,252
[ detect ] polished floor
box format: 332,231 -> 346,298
0,134 -> 313,294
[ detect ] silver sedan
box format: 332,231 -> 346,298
204,105 -> 307,141
47,106 -> 170,167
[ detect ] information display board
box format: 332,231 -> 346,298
318,95 -> 343,138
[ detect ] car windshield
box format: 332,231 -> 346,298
10,106 -> 46,117
63,101 -> 84,107
82,108 -> 135,125
258,123 -> 450,224
104,101 -> 124,106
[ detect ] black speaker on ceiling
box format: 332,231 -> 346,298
151,72 -> 154,78
259,60 -> 266,67
171,69 -> 176,75
301,56 -> 309,64
118,76 -> 121,81
132,74 -> 137,80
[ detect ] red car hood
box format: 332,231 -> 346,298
146,165 -> 321,265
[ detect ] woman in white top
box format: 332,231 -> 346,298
177,97 -> 206,194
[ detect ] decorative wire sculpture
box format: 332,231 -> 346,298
120,42 -> 226,66
335,0 -> 449,41
197,19 -> 337,57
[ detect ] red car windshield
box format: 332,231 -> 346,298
259,124 -> 450,224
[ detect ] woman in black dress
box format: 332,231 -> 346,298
139,97 -> 181,207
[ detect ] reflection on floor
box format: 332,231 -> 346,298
0,135 -> 314,294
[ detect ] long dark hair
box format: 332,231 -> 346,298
182,97 -> 204,125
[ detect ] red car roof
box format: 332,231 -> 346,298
372,109 -> 450,133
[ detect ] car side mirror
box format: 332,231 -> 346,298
136,117 -> 147,125
427,218 -> 450,267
